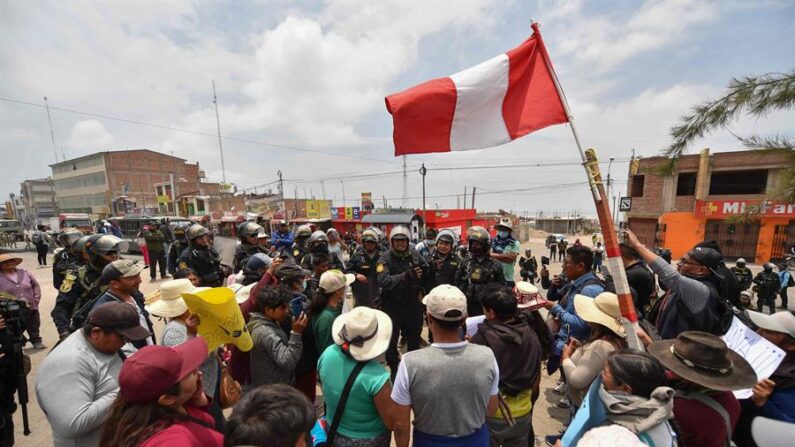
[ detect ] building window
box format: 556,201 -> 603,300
676,172 -> 697,196
631,175 -> 645,197
196,199 -> 206,212
709,170 -> 768,195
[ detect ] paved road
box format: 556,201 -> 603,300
5,235 -> 775,445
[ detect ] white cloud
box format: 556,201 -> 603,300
67,120 -> 114,149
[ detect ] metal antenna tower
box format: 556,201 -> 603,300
212,80 -> 227,184
401,155 -> 408,208
44,96 -> 58,163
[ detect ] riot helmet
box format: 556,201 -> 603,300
186,224 -> 210,246
361,229 -> 379,244
308,230 -> 329,252
172,222 -> 189,240
389,225 -> 411,254
58,228 -> 83,252
764,262 -> 775,272
295,224 -> 312,239
736,258 -> 746,267
467,226 -> 490,256
86,234 -> 126,269
73,235 -> 92,262
238,221 -> 265,240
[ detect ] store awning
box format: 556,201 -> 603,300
362,213 -> 417,224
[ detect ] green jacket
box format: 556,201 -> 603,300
143,229 -> 166,252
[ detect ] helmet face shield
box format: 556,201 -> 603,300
238,221 -> 264,238
91,234 -> 127,255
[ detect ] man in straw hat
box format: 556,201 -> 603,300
36,301 -> 152,447
391,284 -> 499,447
648,331 -> 758,447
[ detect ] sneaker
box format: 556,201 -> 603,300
33,342 -> 47,350
556,397 -> 571,408
161,274 -> 171,279
552,381 -> 566,394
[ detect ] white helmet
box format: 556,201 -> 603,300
389,225 -> 411,241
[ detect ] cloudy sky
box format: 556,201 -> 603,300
2,0 -> 794,216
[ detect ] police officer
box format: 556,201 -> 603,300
364,226 -> 388,253
415,228 -> 438,258
51,234 -> 124,338
0,293 -> 28,446
52,228 -> 84,290
378,225 -> 433,375
346,229 -> 382,307
233,221 -> 269,273
178,224 -> 224,287
429,229 -> 461,287
168,222 -> 190,275
753,263 -> 780,314
143,220 -> 169,281
289,224 -> 313,265
455,226 -> 506,317
300,230 -> 344,271
731,258 -> 753,291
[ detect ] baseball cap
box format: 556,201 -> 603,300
686,246 -> 725,279
747,310 -> 795,338
319,269 -> 355,294
422,284 -> 467,321
275,263 -> 311,280
86,301 -> 152,341
119,337 -> 208,403
101,259 -> 147,284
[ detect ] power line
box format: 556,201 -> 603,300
0,96 -> 396,164
382,181 -> 589,201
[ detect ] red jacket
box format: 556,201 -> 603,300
139,404 -> 223,447
674,390 -> 740,447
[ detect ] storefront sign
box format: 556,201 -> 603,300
694,199 -> 795,218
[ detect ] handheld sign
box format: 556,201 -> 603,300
183,287 -> 253,353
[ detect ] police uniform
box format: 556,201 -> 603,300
429,249 -> 461,287
233,242 -> 268,274
346,247 -> 381,307
51,264 -> 107,337
300,250 -> 344,272
455,254 -> 506,317
178,244 -> 224,287
730,265 -> 753,290
52,250 -> 81,290
168,240 -> 187,275
377,248 -> 434,372
289,241 -> 309,266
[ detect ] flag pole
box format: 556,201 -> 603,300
532,21 -> 642,350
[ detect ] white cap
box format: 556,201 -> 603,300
422,284 -> 467,321
318,269 -> 355,294
747,310 -> 795,338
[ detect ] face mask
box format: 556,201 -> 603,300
498,230 -> 509,239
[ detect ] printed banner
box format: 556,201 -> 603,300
183,287 -> 253,353
694,199 -> 795,218
345,207 -> 353,220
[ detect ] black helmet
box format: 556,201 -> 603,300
308,230 -> 329,247
186,224 -> 209,241
172,222 -> 190,239
736,258 -> 746,266
88,234 -> 127,256
238,221 -> 265,239
467,226 -> 490,245
73,235 -> 92,254
58,228 -> 83,250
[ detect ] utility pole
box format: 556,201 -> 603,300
320,180 -> 326,199
44,97 -> 58,163
340,180 -> 346,206
419,164 -> 427,222
463,186 -> 467,209
471,186 -> 477,209
212,80 -> 227,185
401,155 -> 408,208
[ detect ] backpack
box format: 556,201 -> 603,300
31,231 -> 42,244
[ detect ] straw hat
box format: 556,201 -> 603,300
573,292 -> 626,338
0,253 -> 23,267
228,282 -> 257,305
146,279 -> 196,318
332,306 -> 392,362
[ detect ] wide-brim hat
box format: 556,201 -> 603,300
228,282 -> 257,305
648,331 -> 757,391
747,310 -> 795,338
146,279 -> 206,318
574,292 -> 626,338
0,253 -> 23,266
332,306 -> 392,362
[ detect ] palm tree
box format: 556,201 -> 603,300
662,69 -> 795,201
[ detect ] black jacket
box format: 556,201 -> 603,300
346,247 -> 381,307
430,250 -> 461,287
178,244 -> 223,287
455,255 -> 506,317
470,317 -> 542,396
378,249 -> 433,306
625,261 -> 655,317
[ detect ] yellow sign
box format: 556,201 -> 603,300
307,200 -> 319,218
182,287 -> 253,353
156,195 -> 171,204
317,200 -> 331,218
345,207 -> 353,220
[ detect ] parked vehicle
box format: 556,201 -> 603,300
112,215 -> 151,253
0,219 -> 24,241
49,213 -> 94,234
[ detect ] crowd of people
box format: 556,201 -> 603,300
0,218 -> 793,447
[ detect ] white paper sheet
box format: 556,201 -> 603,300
722,316 -> 786,399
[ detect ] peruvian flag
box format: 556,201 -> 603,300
385,24 -> 569,156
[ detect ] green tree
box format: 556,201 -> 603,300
662,70 -> 795,201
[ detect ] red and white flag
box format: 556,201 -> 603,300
385,24 -> 569,156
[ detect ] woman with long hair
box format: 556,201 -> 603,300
99,337 -> 222,447
599,349 -> 678,446
311,269 -> 354,354
561,292 -> 628,408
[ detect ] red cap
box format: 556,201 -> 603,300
119,337 -> 208,403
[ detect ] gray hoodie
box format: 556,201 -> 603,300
248,312 -> 302,387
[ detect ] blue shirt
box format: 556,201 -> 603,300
780,271 -> 792,288
547,272 -> 604,354
272,231 -> 294,251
